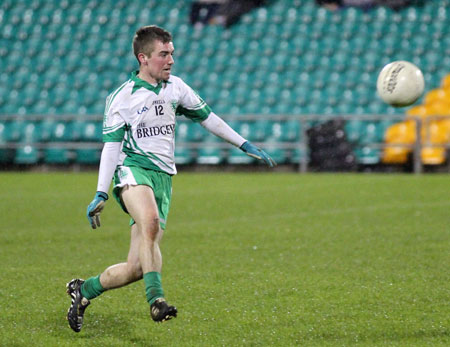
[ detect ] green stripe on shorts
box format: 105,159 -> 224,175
112,165 -> 172,229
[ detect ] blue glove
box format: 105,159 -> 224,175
87,191 -> 108,229
240,141 -> 277,167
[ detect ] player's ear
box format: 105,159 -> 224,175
138,53 -> 148,65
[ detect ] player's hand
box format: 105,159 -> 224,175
240,141 -> 277,167
87,191 -> 108,229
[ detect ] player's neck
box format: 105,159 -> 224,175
137,71 -> 160,86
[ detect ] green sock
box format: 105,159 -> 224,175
143,271 -> 164,305
80,275 -> 105,300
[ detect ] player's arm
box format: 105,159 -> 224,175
176,77 -> 275,167
87,142 -> 121,229
200,112 -> 277,167
87,96 -> 126,229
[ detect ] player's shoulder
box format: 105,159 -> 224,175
167,75 -> 188,88
108,79 -> 134,102
105,79 -> 134,112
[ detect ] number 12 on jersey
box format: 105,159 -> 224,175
155,105 -> 164,116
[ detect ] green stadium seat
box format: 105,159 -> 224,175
2,121 -> 23,142
75,148 -> 101,164
51,121 -> 73,142
290,147 -> 308,164
44,147 -> 72,164
72,121 -> 102,142
176,122 -> 206,142
377,119 -> 397,141
38,119 -> 57,142
227,147 -> 254,164
15,145 -> 40,164
0,148 -> 15,163
281,120 -> 302,142
264,145 -> 288,164
0,121 -> 7,143
359,122 -> 379,145
21,121 -> 41,143
197,147 -> 224,165
354,147 -> 381,165
202,132 -> 222,144
174,147 -> 194,165
344,120 -> 364,144
238,121 -> 271,142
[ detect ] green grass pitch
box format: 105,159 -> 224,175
0,172 -> 449,346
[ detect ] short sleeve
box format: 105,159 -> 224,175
176,80 -> 212,122
102,94 -> 126,142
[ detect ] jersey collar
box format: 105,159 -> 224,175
131,70 -> 170,95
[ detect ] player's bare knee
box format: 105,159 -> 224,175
138,216 -> 160,241
148,217 -> 161,240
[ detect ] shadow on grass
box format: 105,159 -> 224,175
58,311 -> 152,345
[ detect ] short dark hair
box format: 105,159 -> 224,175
132,25 -> 172,63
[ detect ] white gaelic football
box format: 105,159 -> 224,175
376,61 -> 425,107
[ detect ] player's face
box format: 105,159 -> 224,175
139,40 -> 174,83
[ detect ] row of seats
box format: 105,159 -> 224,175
0,115 -> 390,166
2,144 -> 381,167
2,146 -> 303,165
0,119 -> 102,143
1,0 -> 449,117
0,118 -> 396,146
0,147 -> 100,165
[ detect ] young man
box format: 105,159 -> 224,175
66,25 -> 275,332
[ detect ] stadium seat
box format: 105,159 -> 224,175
264,145 -> 288,164
424,88 -> 450,104
383,121 -> 415,164
377,119 -> 397,142
358,122 -> 379,145
0,148 -> 14,163
3,121 -> 23,142
227,147 -> 254,164
176,122 -> 206,142
174,147 -> 194,165
267,120 -> 302,143
354,147 -> 381,165
51,121 -> 73,142
406,105 -> 428,117
75,148 -> 101,164
44,147 -> 72,164
21,121 -> 41,143
202,132 -> 222,144
15,146 -> 40,164
73,121 -> 102,142
0,121 -> 6,143
344,120 -> 364,143
426,101 -> 450,116
197,147 -> 224,165
237,121 -> 271,142
290,147 -> 308,164
441,73 -> 450,89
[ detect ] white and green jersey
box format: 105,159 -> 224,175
103,71 -> 211,175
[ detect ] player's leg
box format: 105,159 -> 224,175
121,185 -> 162,273
66,224 -> 142,333
96,223 -> 143,289
120,184 -> 177,322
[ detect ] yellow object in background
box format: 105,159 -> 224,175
383,74 -> 450,165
